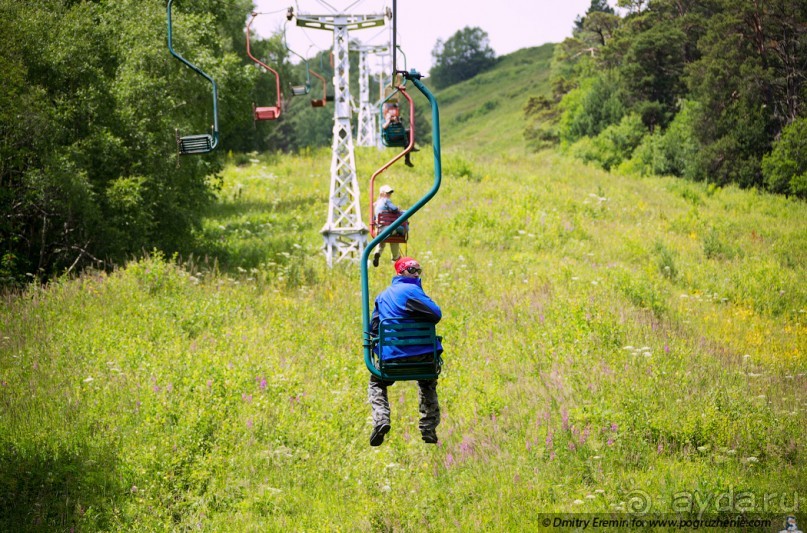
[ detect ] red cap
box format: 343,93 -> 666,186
394,256 -> 420,275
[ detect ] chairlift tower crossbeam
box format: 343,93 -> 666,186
296,13 -> 386,266
355,44 -> 388,148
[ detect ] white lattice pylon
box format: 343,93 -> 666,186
295,13 -> 385,266
355,45 -> 388,148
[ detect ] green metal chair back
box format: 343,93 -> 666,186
166,0 -> 219,155
381,121 -> 407,147
373,320 -> 442,381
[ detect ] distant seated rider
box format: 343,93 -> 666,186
382,102 -> 415,168
372,184 -> 407,267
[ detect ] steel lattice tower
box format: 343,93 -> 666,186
295,12 -> 386,266
355,44 -> 388,148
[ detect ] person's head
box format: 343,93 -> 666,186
379,184 -> 394,197
395,256 -> 421,278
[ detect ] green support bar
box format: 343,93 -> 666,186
361,69 -> 441,379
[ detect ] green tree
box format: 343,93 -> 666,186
762,117 -> 807,198
0,0 -> 259,285
429,27 -> 496,89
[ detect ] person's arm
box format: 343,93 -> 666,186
405,290 -> 441,323
370,304 -> 380,335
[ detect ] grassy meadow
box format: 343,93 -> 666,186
2,43 -> 806,530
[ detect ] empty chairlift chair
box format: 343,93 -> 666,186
246,12 -> 282,121
166,0 -> 219,155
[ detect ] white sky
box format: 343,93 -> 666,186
250,1 -> 615,75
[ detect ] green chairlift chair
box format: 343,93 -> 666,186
166,0 -> 219,155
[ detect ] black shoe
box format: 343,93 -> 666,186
411,147 -> 420,152
405,158 -> 414,168
421,429 -> 438,444
370,423 -> 391,446
372,252 -> 380,267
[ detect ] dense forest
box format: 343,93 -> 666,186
0,0 -> 381,286
525,0 -> 806,198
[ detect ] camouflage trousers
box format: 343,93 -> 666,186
368,375 -> 440,432
375,241 -> 401,262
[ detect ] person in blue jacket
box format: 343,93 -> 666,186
368,256 -> 443,446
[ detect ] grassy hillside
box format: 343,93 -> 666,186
1,45 -> 806,530
435,43 -> 554,156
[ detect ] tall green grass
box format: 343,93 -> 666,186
1,144 -> 804,530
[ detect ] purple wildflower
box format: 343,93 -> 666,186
444,452 -> 455,468
579,426 -> 590,445
562,408 -> 569,431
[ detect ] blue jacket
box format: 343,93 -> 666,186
371,276 -> 443,361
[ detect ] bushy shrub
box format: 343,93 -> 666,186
566,114 -> 646,171
558,75 -> 625,145
762,117 -> 807,198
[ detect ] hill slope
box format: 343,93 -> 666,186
435,43 -> 554,155
1,43 -> 806,530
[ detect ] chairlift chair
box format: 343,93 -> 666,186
362,69 -> 444,382
246,12 -> 282,121
166,0 -> 220,155
310,69 -> 328,107
284,21 -> 311,96
368,86 -> 415,244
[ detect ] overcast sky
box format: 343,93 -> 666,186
251,1 -> 615,75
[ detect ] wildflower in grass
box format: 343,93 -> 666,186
580,426 -> 590,445
444,452 -> 455,468
242,393 -> 253,403
657,442 -> 663,454
550,451 -> 556,460
573,499 -> 584,505
562,408 -> 569,431
610,423 -> 618,432
568,441 -> 576,451
153,385 -> 160,393
459,436 -> 474,459
246,418 -> 253,429
607,437 -> 614,446
207,380 -> 213,388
